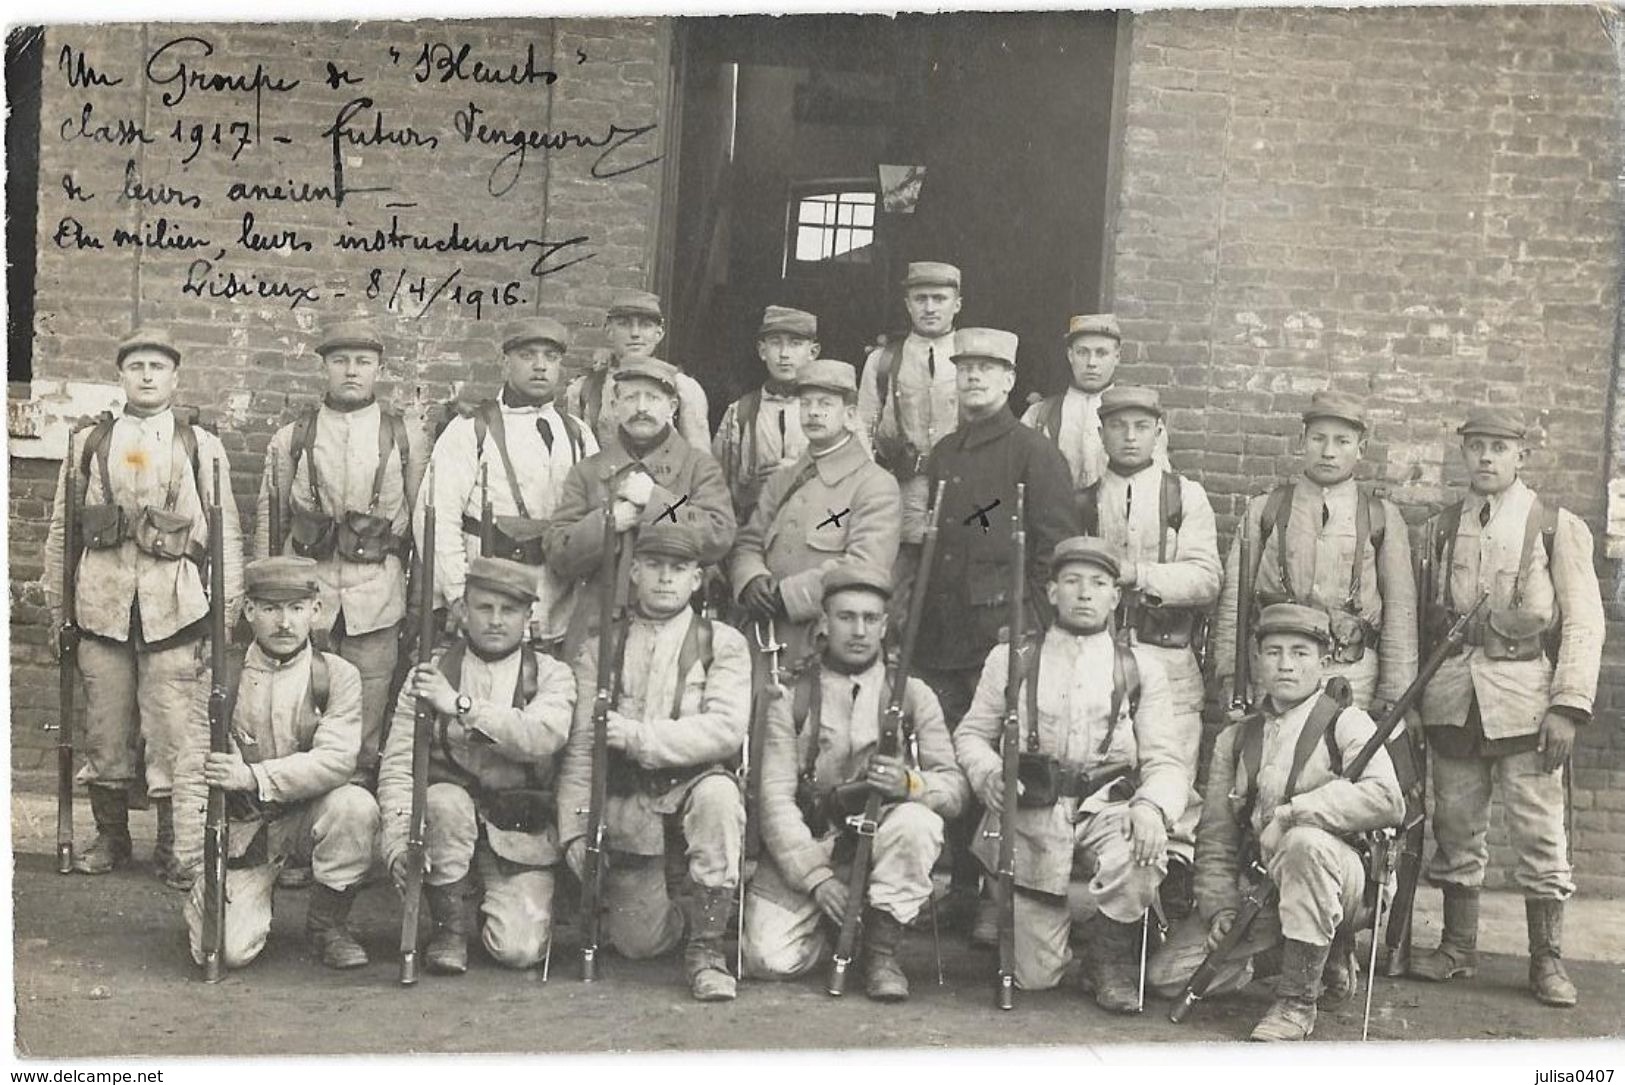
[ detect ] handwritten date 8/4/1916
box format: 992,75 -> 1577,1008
366,267 -> 524,322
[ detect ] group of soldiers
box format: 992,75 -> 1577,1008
42,259 -> 1605,1043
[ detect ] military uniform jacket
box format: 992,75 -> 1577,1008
727,436 -> 901,666
172,644 -> 364,872
1020,386 -> 1170,492
1418,479 -> 1604,739
1211,476 -> 1418,707
557,608 -> 751,857
916,409 -> 1082,671
1193,689 -> 1404,922
712,385 -> 807,522
44,408 -> 245,643
377,643 -> 577,869
565,351 -> 713,450
545,427 -> 736,656
953,630 -> 1188,897
857,331 -> 959,464
256,401 -> 429,637
755,660 -> 967,907
421,395 -> 599,643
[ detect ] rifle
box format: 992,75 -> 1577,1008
399,463 -> 437,986
54,460 -> 82,874
991,483 -> 1027,1011
268,457 -> 282,557
827,479 -> 946,997
580,485 -> 627,982
1170,590 -> 1489,1023
742,618 -> 786,976
1231,510 -> 1256,712
479,463 -> 494,557
201,459 -> 230,983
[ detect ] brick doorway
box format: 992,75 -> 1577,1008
659,12 -> 1126,426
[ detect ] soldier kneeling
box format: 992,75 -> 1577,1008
174,557 -> 377,971
743,563 -> 967,1000
1147,604 -> 1405,1040
558,523 -> 751,1001
379,558 -> 578,974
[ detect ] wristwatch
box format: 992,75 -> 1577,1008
455,694 -> 472,717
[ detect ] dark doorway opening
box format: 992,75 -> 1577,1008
662,12 -> 1124,426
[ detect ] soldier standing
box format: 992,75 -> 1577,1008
564,290 -> 712,449
556,524 -> 752,1002
545,358 -> 735,661
171,557 -> 377,970
43,327 -> 245,887
1147,604 -> 1405,1040
377,558 -> 578,975
744,564 -> 966,1000
1020,314 -> 1168,493
857,262 -> 962,549
422,317 -> 598,654
912,328 -> 1080,922
729,359 -> 901,671
1084,386 -> 1220,896
257,318 -> 427,787
954,538 -> 1187,1009
1408,409 -> 1604,1008
713,305 -> 821,524
1211,391 -> 1418,714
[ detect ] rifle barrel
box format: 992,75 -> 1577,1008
399,464 -> 437,985
994,483 -> 1026,1011
56,465 -> 80,874
581,484 -> 622,982
202,458 -> 229,982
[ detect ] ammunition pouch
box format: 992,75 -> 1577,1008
1327,610 -> 1372,665
80,503 -> 127,550
1423,605 -> 1462,658
607,754 -> 707,799
1481,607 -> 1549,663
290,506 -> 339,560
461,514 -> 550,565
481,787 -> 555,834
1131,603 -> 1198,650
132,506 -> 200,564
1017,753 -> 1137,808
874,433 -> 925,481
334,510 -> 399,565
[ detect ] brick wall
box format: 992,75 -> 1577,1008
10,18 -> 669,769
1113,6 -> 1624,895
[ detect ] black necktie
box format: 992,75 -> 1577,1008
927,346 -> 936,379
1322,502 -> 1331,528
1479,502 -> 1492,528
537,418 -> 554,451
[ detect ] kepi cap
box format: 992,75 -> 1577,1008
1097,385 -> 1163,420
612,358 -> 680,396
1255,603 -> 1333,646
315,319 -> 384,357
1302,390 -> 1368,431
501,317 -> 570,355
1066,314 -> 1121,343
245,556 -> 321,602
1456,408 -> 1526,440
901,262 -> 961,290
606,289 -> 664,322
822,561 -> 893,602
951,328 -> 1019,369
116,325 -> 181,366
634,522 -> 701,563
795,359 -> 858,398
758,305 -> 817,339
1050,536 -> 1122,580
465,557 -> 540,604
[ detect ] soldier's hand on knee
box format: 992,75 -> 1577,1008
203,751 -> 255,792
813,879 -> 849,926
1205,909 -> 1237,952
865,755 -> 911,801
1125,801 -> 1168,866
1537,710 -> 1577,773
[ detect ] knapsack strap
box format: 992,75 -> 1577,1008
1098,642 -> 1141,756
1078,483 -> 1101,538
1263,482 -> 1295,600
294,407 -> 323,511
875,343 -> 903,430
1157,471 -> 1184,564
671,617 -> 716,719
80,413 -> 117,504
736,389 -> 762,486
1283,692 -> 1344,801
480,402 -> 532,520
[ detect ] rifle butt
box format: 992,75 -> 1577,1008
1168,989 -> 1198,1023
826,955 -> 851,997
996,972 -> 1015,1011
581,944 -> 599,983
55,713 -> 74,873
398,862 -> 424,985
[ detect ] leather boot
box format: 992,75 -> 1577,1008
863,908 -> 910,1002
1409,885 -> 1478,982
1526,898 -> 1577,1008
306,883 -> 369,970
682,886 -> 737,1002
73,785 -> 133,875
1320,925 -> 1358,1004
151,798 -> 190,890
1250,938 -> 1330,1042
1085,915 -> 1144,1014
425,879 -> 470,976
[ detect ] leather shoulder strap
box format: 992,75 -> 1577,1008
1284,692 -> 1344,800
1078,482 -> 1101,538
671,617 -> 716,718
1022,633 -> 1043,752
480,401 -> 531,519
1260,481 -> 1295,599
557,411 -> 586,463
1234,714 -> 1266,825
311,652 -> 331,714
290,406 -> 321,506
875,342 -> 904,419
1158,471 -> 1183,563
169,412 -> 203,511
79,413 -> 117,502
1098,642 -> 1139,755
517,643 -> 539,707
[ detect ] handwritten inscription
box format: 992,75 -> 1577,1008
48,32 -> 656,322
